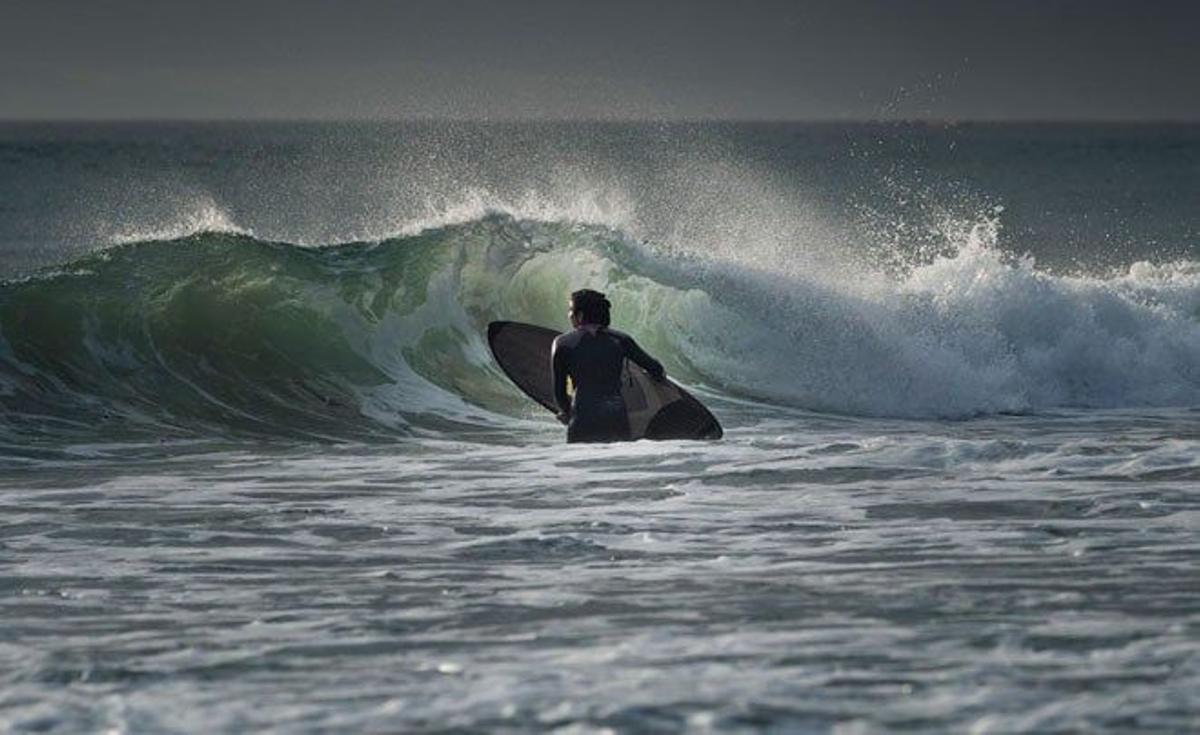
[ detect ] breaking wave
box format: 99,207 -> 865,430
1,212 -> 1198,441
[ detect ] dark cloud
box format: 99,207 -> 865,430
2,0 -> 1197,120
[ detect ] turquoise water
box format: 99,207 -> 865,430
0,122 -> 1198,732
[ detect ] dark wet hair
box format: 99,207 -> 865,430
570,288 -> 612,327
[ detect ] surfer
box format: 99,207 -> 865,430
551,289 -> 666,443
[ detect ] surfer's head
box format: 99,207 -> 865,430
569,289 -> 611,327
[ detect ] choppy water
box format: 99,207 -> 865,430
0,122 -> 1198,732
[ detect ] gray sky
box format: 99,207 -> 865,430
2,0 -> 1198,121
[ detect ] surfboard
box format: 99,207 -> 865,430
487,321 -> 722,441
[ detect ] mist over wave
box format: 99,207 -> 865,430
1,208 -> 1197,441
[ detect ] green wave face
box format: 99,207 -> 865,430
0,215 -> 712,441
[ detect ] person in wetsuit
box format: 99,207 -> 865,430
551,289 -> 666,443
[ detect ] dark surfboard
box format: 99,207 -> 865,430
487,321 -> 722,441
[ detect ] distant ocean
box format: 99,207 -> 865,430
1,121 -> 1197,732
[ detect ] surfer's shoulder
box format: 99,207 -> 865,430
553,330 -> 583,350
604,327 -> 633,343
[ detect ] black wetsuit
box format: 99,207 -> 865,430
551,325 -> 665,443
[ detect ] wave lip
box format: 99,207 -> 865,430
104,199 -> 253,245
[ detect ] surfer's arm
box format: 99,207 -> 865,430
551,338 -> 572,419
621,335 -> 666,381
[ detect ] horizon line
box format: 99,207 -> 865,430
1,116 -> 1199,126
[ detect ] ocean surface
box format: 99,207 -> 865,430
0,121 -> 1198,732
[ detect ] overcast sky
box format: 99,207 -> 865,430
2,0 -> 1197,121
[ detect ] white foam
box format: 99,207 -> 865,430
653,216 -> 1200,417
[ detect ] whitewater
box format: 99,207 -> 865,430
0,122 -> 1197,732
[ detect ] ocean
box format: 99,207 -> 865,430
0,121 -> 1197,732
